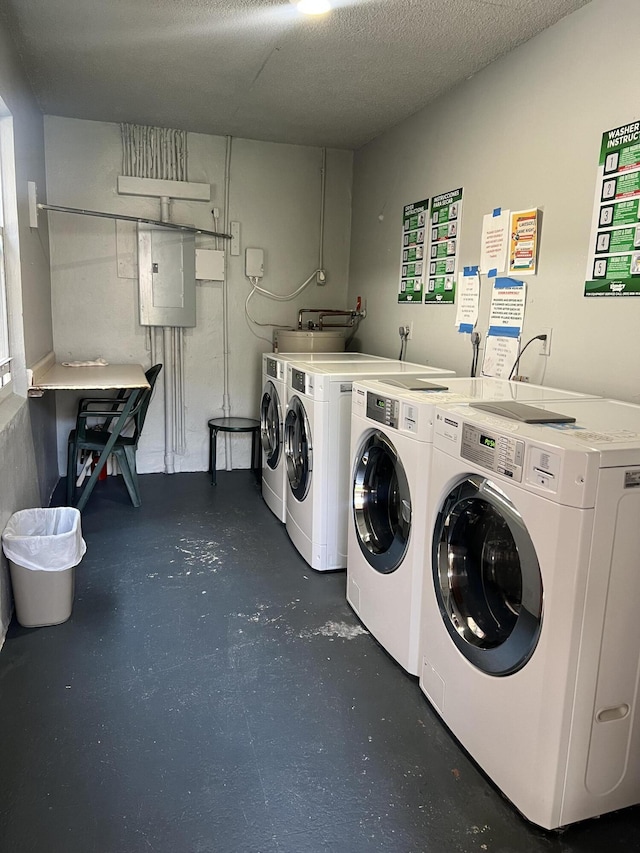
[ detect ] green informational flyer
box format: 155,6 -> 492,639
585,121 -> 640,296
425,188 -> 463,304
399,198 -> 428,303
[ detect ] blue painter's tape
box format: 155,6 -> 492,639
459,323 -> 473,334
493,207 -> 501,217
495,277 -> 523,288
463,265 -> 479,276
488,325 -> 520,338
488,268 -> 497,278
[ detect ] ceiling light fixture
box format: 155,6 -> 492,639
292,0 -> 332,15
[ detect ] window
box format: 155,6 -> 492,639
0,154 -> 10,389
0,98 -> 17,398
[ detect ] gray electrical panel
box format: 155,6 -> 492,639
137,224 -> 196,327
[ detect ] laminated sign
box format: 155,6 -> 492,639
425,188 -> 463,304
398,199 -> 428,303
585,120 -> 640,296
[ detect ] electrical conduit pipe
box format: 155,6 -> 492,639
222,136 -> 233,471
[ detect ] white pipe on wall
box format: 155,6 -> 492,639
171,327 -> 177,447
159,197 -> 176,474
172,326 -> 186,455
222,135 -> 233,471
319,147 -> 326,275
163,325 -> 175,473
178,327 -> 186,454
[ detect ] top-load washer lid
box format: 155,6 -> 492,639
358,376 -> 600,403
432,474 -> 543,676
378,378 -> 449,392
287,360 -> 456,382
272,352 -> 389,361
469,401 -> 576,423
437,398 -> 640,471
263,351 -> 393,381
260,380 -> 282,470
284,395 -> 312,501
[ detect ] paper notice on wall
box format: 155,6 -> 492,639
480,209 -> 510,275
481,277 -> 526,378
425,187 -> 463,304
509,208 -> 540,275
487,277 -> 526,335
399,198 -> 428,303
585,120 -> 640,296
481,336 -> 521,379
455,269 -> 479,332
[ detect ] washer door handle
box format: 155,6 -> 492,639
401,499 -> 411,524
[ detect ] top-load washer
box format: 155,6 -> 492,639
284,361 -> 456,571
419,397 -> 640,829
261,351 -> 391,522
347,377 -> 601,675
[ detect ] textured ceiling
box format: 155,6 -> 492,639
3,0 -> 590,149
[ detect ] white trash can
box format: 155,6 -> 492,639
2,507 -> 87,627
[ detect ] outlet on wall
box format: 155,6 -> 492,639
407,321 -> 413,340
540,327 -> 552,356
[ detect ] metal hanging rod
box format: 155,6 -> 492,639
37,203 -> 231,239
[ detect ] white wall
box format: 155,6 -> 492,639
45,117 -> 353,473
348,0 -> 640,403
0,18 -> 58,644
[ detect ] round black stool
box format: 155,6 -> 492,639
208,417 -> 261,485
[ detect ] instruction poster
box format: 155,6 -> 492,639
585,121 -> 640,296
425,188 -> 463,304
399,198 -> 428,303
509,209 -> 539,275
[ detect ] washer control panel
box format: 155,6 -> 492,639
461,422 -> 525,482
266,357 -> 282,380
291,368 -> 308,394
366,392 -> 399,428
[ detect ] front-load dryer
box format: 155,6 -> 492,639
347,377 -> 601,675
419,398 -> 640,829
261,351 -> 391,522
284,361 -> 456,571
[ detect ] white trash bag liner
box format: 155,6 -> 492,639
2,507 -> 86,572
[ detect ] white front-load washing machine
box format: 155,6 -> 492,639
261,351 -> 391,522
284,361 -> 456,571
419,397 -> 640,829
347,377 -> 601,675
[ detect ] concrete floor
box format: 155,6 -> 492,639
0,471 -> 639,852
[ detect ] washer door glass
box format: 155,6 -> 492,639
284,396 -> 312,501
261,381 -> 281,470
353,431 -> 411,574
433,475 -> 542,676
